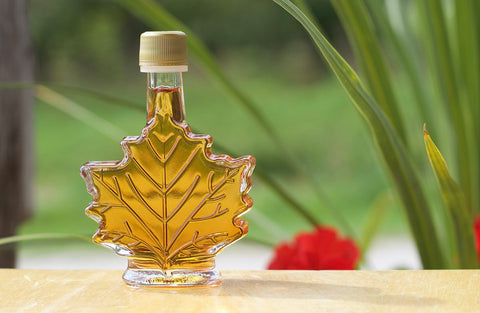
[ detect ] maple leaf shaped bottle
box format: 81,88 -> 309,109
80,31 -> 255,287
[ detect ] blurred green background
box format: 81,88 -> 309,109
20,0 -> 434,246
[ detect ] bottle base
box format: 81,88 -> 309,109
122,268 -> 220,287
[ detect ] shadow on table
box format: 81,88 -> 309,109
220,279 -> 442,306
148,278 -> 442,307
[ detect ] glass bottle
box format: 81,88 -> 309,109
81,31 -> 255,287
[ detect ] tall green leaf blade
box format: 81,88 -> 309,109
475,0 -> 480,147
332,0 -> 406,144
291,0 -> 321,29
114,0 -> 357,238
416,0 -> 475,213
36,85 -> 126,141
360,191 -> 391,252
424,126 -> 478,268
273,0 -> 445,268
454,0 -> 480,115
364,0 -> 434,133
454,0 -> 480,214
0,233 -> 91,246
0,82 -> 144,111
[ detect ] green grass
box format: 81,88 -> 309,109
20,68 -> 414,245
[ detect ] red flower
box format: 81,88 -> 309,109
474,215 -> 480,262
268,226 -> 360,270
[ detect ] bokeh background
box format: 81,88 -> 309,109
12,0 -> 434,269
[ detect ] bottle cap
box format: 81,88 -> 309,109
139,31 -> 188,73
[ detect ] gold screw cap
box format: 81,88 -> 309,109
139,31 -> 188,73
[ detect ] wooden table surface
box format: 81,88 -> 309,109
1,269 -> 479,312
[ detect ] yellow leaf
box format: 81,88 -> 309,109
424,125 -> 477,268
81,110 -> 255,271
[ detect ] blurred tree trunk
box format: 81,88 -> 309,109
0,0 -> 34,267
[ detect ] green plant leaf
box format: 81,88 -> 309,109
417,0 -> 476,213
0,81 -> 144,111
273,0 -> 445,268
291,0 -> 321,30
35,85 -> 126,141
360,191 -> 391,252
0,233 -> 91,247
454,0 -> 480,214
114,0 -> 357,238
424,126 -> 478,268
332,0 -> 406,144
363,0 -> 434,133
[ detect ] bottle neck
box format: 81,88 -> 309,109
146,72 -> 185,123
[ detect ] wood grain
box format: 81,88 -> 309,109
1,270 -> 479,312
